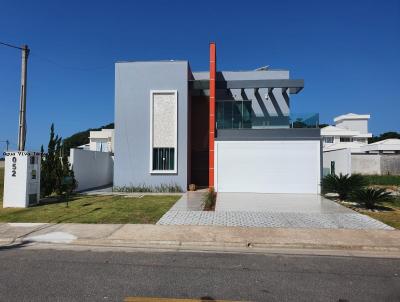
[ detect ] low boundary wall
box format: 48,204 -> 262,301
352,154 -> 400,175
322,149 -> 351,176
69,149 -> 114,191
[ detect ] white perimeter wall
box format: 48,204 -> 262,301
351,154 -> 381,175
70,149 -> 114,191
323,149 -> 352,176
323,152 -> 400,176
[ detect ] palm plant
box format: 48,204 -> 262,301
351,188 -> 393,209
321,173 -> 366,200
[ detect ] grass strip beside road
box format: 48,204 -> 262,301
0,167 -> 180,224
0,194 -> 180,224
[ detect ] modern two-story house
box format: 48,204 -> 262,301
114,43 -> 322,194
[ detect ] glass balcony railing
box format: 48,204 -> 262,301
289,113 -> 320,128
215,101 -> 319,129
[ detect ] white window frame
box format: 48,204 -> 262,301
149,90 -> 178,174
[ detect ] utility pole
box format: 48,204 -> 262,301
18,45 -> 29,151
0,41 -> 30,151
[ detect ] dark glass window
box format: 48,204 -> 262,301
340,137 -> 352,142
216,101 -> 252,129
30,156 -> 35,165
153,148 -> 175,171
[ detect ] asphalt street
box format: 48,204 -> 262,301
0,247 -> 399,302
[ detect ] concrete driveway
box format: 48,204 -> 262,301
215,193 -> 352,214
158,192 -> 393,230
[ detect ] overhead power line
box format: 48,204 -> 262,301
0,41 -> 24,50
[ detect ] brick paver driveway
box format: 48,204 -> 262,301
158,193 -> 393,230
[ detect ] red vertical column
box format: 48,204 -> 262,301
209,42 -> 216,188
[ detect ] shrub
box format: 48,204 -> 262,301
351,188 -> 393,209
321,173 -> 366,200
202,187 -> 216,211
113,183 -> 183,193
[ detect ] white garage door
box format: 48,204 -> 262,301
215,141 -> 321,194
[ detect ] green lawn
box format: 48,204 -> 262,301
358,197 -> 400,229
364,174 -> 400,186
0,167 -> 180,224
358,175 -> 400,229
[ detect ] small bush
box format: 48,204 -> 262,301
351,188 -> 393,209
113,183 -> 183,193
202,187 -> 216,211
321,173 -> 366,200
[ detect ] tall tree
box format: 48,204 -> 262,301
40,124 -> 57,197
40,124 -> 77,199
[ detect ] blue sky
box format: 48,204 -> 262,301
1,0 -> 399,151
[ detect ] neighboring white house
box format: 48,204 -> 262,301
360,139 -> 400,154
321,113 -> 372,152
89,129 -> 114,153
74,129 -> 114,153
76,143 -> 90,150
322,114 -> 400,176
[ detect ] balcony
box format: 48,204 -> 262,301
215,100 -> 319,129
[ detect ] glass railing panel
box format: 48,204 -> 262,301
289,113 -> 319,128
215,101 -> 319,129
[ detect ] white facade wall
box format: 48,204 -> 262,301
69,149 -> 114,191
336,119 -> 369,134
322,149 -> 352,176
89,138 -> 112,153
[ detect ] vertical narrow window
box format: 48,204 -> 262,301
150,90 -> 177,173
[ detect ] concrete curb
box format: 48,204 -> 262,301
0,223 -> 399,258
8,238 -> 400,259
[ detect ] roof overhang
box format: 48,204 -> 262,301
189,79 -> 304,95
334,114 -> 371,123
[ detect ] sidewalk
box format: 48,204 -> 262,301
0,223 -> 399,258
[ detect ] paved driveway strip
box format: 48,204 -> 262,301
157,211 -> 393,229
157,193 -> 393,230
